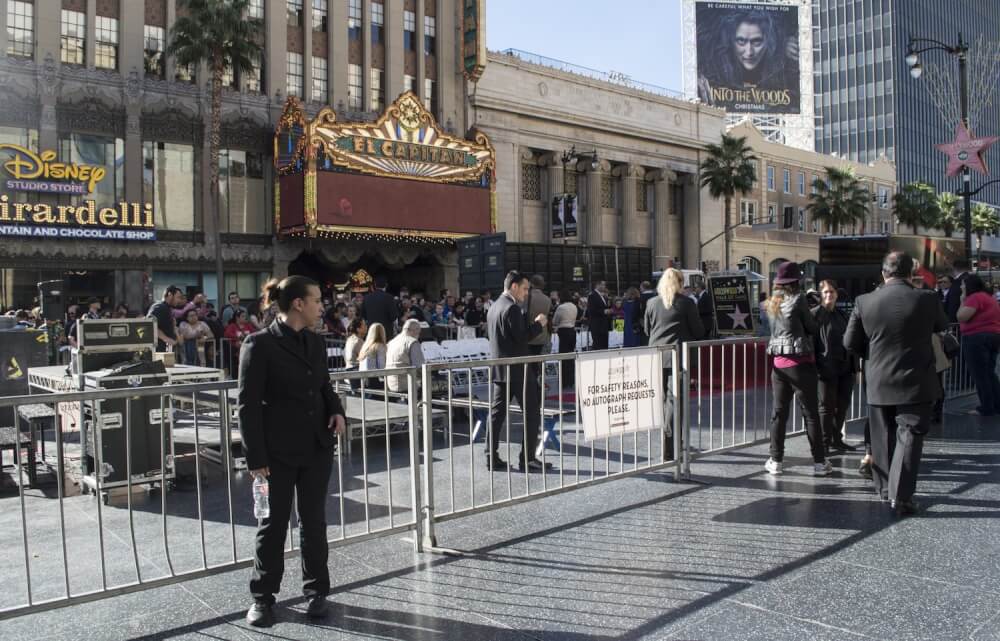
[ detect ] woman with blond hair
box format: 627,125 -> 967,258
358,322 -> 388,390
644,268 -> 705,461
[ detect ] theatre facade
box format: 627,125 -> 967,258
272,92 -> 496,293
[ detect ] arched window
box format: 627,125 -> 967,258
740,256 -> 762,274
769,258 -> 788,285
801,260 -> 818,290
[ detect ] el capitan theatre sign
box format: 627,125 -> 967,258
0,143 -> 156,241
274,92 -> 496,240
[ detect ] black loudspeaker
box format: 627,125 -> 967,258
38,280 -> 65,322
0,330 -> 48,424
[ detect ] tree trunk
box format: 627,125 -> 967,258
723,196 -> 731,271
211,60 -> 225,309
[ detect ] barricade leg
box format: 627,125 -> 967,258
409,372 -> 424,552
418,367 -> 437,549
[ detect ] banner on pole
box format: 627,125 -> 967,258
576,348 -> 664,442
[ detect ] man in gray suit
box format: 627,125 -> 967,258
844,252 -> 948,516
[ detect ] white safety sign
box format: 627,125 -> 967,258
576,349 -> 664,442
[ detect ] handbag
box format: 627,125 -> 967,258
939,331 -> 960,360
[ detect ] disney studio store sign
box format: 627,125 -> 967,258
0,144 -> 156,241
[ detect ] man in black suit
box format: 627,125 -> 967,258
487,271 -> 550,471
360,275 -> 399,338
695,284 -> 715,338
637,280 -> 656,346
943,259 -> 970,322
844,252 -> 948,516
238,276 -> 347,627
586,281 -> 612,351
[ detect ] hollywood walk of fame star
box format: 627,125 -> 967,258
728,305 -> 750,329
935,124 -> 998,177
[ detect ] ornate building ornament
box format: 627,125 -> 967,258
57,97 -> 126,137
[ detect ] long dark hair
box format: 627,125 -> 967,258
964,274 -> 990,296
262,275 -> 318,313
766,282 -> 800,319
703,9 -> 788,88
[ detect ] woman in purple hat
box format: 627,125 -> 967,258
763,261 -> 832,476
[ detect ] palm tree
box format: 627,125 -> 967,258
168,0 -> 262,306
936,191 -> 961,238
969,203 -> 1000,262
699,134 -> 757,270
806,166 -> 870,235
892,182 -> 939,235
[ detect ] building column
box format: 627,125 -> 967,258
538,152 -> 563,243
651,169 -> 679,269
616,164 -> 642,248
330,0 -> 347,105
265,0 -> 287,105
0,0 -> 8,56
303,7 -> 313,102
436,1 -> 458,131
85,0 -> 96,69
415,0 -> 425,102
36,0 -> 62,153
685,173 -> 705,270
165,0 -> 177,81
362,0 -> 372,110
386,0 -> 404,103
122,0 -> 144,205
586,160 -> 609,246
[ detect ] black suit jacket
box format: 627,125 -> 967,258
361,289 -> 399,338
487,292 -> 542,382
843,280 -> 948,406
238,320 -> 346,470
697,291 -> 715,329
586,290 -> 611,334
943,272 -> 968,323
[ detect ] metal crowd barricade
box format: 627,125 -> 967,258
0,367 -> 423,620
680,338 -> 779,472
416,345 -> 681,549
678,336 -> 872,473
942,324 -> 977,400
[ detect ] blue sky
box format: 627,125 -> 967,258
485,0 -> 685,92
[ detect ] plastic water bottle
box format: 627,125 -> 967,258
252,476 -> 270,519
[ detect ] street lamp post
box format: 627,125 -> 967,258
906,33 -> 973,265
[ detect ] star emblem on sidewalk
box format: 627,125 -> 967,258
935,124 -> 998,177
727,305 -> 750,329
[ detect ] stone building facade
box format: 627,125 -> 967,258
0,0 -> 467,310
471,50 -> 727,291
726,122 -> 898,286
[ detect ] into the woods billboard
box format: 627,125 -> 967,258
694,1 -> 801,114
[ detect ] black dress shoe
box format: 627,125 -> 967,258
891,499 -> 921,517
830,439 -> 857,452
305,595 -> 329,619
246,602 -> 275,627
858,459 -> 873,480
518,458 -> 553,472
485,456 -> 508,471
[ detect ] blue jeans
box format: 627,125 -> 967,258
962,332 -> 1000,415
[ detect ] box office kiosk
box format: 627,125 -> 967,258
82,360 -> 175,492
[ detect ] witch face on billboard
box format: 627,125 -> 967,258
695,2 -> 800,114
